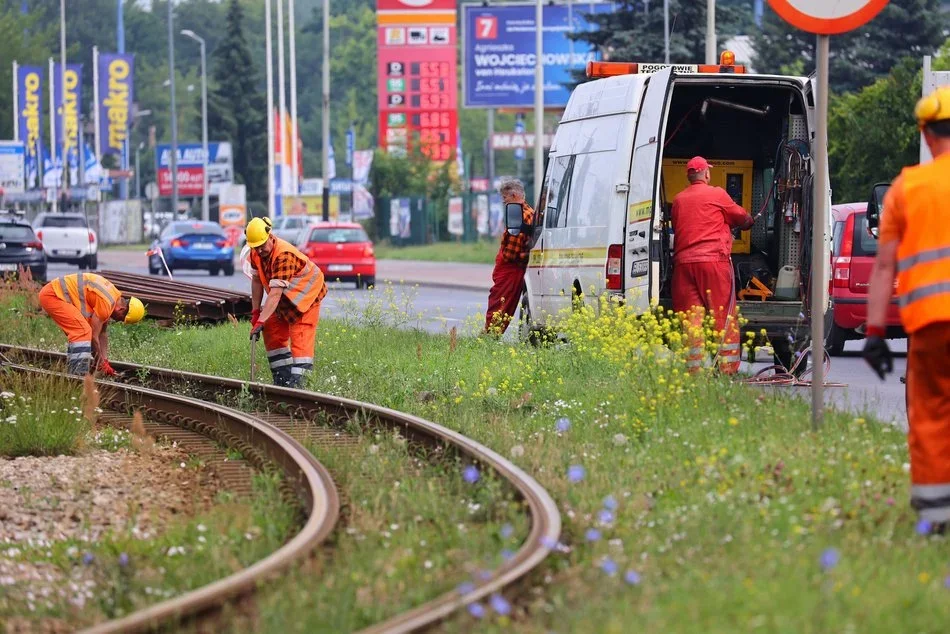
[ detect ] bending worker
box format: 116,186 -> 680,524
38,273 -> 145,376
671,157 -> 754,374
245,217 -> 327,388
485,179 -> 535,335
864,86 -> 950,534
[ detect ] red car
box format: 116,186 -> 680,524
826,202 -> 904,355
299,222 -> 376,289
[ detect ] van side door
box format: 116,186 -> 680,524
538,154 -> 577,319
625,67 -> 673,311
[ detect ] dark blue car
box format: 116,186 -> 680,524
148,221 -> 235,276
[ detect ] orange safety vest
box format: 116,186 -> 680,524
890,154 -> 950,333
249,238 -> 326,313
50,273 -> 122,320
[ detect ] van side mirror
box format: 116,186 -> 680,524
866,182 -> 890,239
505,202 -> 524,236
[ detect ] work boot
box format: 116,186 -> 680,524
271,367 -> 293,388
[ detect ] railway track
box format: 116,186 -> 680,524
1,344 -> 561,633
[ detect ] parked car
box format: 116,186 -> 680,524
33,212 -> 98,269
299,222 -> 375,289
0,216 -> 46,281
825,202 -> 904,355
148,221 -> 235,276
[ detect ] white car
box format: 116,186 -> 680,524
33,212 -> 98,269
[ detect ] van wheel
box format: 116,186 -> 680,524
519,293 -> 542,346
571,282 -> 584,312
772,337 -> 809,377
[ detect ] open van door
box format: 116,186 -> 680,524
804,72 -> 834,319
624,66 -> 673,309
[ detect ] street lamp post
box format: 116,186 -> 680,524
181,29 -> 209,222
167,0 -> 179,217
135,141 -> 144,198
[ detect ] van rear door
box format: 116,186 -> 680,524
624,67 -> 673,310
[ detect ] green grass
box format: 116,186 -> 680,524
374,239 -> 498,264
0,472 -> 296,629
0,371 -> 90,456
2,292 -> 948,632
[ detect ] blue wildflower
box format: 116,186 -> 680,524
916,519 -> 933,535
500,523 -> 514,539
462,465 -> 480,484
598,510 -> 615,525
556,417 -> 571,432
501,549 -> 515,561
603,495 -> 618,511
490,594 -> 511,616
457,582 -> 476,596
468,603 -> 486,619
600,558 -> 618,576
625,570 -> 642,586
567,465 -> 585,483
118,553 -> 129,568
540,536 -> 558,550
819,548 -> 839,570
585,528 -> 602,542
945,575 -> 950,590
81,552 -> 94,566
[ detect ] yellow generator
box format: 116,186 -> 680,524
662,158 -> 753,254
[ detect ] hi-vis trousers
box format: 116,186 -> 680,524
672,261 -> 741,375
262,301 -> 321,389
907,322 -> 950,524
38,284 -> 93,375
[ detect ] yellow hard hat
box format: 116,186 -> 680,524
915,87 -> 950,128
245,217 -> 271,248
124,297 -> 145,324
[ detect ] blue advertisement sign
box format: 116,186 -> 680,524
53,63 -> 83,178
97,52 -> 134,157
16,65 -> 44,190
463,2 -> 613,109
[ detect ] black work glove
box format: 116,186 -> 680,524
862,336 -> 893,381
250,323 -> 263,341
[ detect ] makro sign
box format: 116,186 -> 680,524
462,2 -> 613,109
54,63 -> 83,171
97,53 -> 134,156
16,65 -> 43,190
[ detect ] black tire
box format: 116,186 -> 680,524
223,262 -> 235,276
824,321 -> 848,357
148,258 -> 160,275
209,266 -> 220,277
361,276 -> 375,289
87,254 -> 98,270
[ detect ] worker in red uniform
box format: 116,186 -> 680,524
485,179 -> 535,335
864,87 -> 950,533
38,272 -> 145,376
671,157 -> 754,374
245,217 -> 327,389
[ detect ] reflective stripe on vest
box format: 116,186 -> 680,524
55,273 -> 120,319
899,281 -> 950,308
252,238 -> 326,313
897,245 -> 950,273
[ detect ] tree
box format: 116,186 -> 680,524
0,7 -> 56,140
206,0 -> 267,202
753,0 -> 946,93
571,0 -> 746,66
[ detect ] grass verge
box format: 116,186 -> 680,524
0,371 -> 90,456
1,292 -> 946,632
374,239 -> 498,264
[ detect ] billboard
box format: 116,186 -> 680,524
15,65 -> 43,190
0,142 -> 25,194
53,63 -> 82,181
156,142 -> 234,197
462,3 -> 613,108
97,53 -> 134,157
377,0 -> 458,160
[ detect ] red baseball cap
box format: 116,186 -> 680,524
686,156 -> 712,172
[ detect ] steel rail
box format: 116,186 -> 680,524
2,344 -> 561,633
0,358 -> 339,634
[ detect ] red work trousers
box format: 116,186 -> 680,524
672,260 -> 740,374
38,284 -> 93,375
484,260 -> 527,335
263,301 -> 321,388
906,323 -> 950,524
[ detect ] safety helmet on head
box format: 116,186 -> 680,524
245,217 -> 271,248
124,297 -> 145,324
915,87 -> 950,128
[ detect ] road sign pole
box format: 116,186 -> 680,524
811,33 -> 830,431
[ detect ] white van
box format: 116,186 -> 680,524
516,57 -> 831,366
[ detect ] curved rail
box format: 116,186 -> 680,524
1,345 -> 561,633
0,358 -> 340,634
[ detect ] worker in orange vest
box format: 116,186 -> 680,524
245,217 -> 327,389
38,273 -> 145,376
865,86 -> 950,533
671,157 -> 754,374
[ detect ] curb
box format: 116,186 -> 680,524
377,277 -> 490,293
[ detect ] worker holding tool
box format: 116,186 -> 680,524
671,157 -> 755,374
485,179 -> 535,335
864,86 -> 950,534
38,273 -> 145,376
245,217 -> 327,389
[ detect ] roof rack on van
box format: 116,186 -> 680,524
586,51 -> 745,78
